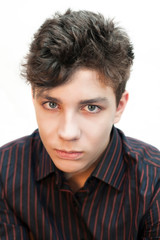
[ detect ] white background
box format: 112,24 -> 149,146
0,0 -> 160,149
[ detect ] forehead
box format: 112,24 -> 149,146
35,69 -> 115,100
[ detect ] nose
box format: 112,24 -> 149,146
58,112 -> 81,141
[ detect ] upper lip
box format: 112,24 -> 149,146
55,149 -> 83,153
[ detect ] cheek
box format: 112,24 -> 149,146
84,119 -> 112,146
85,112 -> 114,134
35,110 -> 57,140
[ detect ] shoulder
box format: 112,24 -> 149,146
0,129 -> 41,170
0,129 -> 40,150
117,128 -> 160,168
116,129 -> 160,237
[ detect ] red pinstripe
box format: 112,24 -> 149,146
100,186 -> 112,240
41,207 -> 45,239
4,148 -> 12,200
4,223 -> 8,240
156,200 -> 160,236
20,145 -> 25,220
115,185 -> 126,240
143,165 -> 149,215
87,182 -> 101,226
122,207 -> 126,240
134,159 -> 139,231
27,141 -> 32,229
72,199 -> 81,240
151,167 -> 157,194
12,145 -> 19,225
108,191 -> 118,240
114,159 -> 124,187
93,182 -> 103,237
51,180 -> 59,239
67,193 -> 73,240
34,187 -> 39,239
59,191 -> 66,240
128,166 -> 133,239
103,136 -> 118,180
95,136 -> 113,176
149,209 -> 153,238
110,142 -> 122,184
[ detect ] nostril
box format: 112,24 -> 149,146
58,125 -> 81,141
58,114 -> 81,141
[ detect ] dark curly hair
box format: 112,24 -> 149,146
22,9 -> 134,104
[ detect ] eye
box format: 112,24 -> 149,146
84,105 -> 101,113
43,102 -> 58,110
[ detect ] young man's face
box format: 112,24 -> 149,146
33,69 -> 128,179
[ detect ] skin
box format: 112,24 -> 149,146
33,68 -> 128,192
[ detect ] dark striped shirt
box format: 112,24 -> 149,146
0,127 -> 160,240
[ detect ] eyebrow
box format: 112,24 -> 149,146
38,95 -> 62,104
37,93 -> 109,105
79,97 -> 109,105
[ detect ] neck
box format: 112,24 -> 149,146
65,160 -> 99,193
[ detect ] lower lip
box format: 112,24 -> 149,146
55,150 -> 83,160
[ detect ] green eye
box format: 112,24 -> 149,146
88,105 -> 97,111
42,101 -> 59,111
83,105 -> 101,113
48,102 -> 57,108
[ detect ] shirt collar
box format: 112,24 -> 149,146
35,137 -> 56,181
92,126 -> 126,191
35,127 -> 127,189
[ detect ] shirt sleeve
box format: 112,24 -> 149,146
0,179 -> 30,240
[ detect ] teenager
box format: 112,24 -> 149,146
0,9 -> 159,239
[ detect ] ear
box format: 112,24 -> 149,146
114,91 -> 129,124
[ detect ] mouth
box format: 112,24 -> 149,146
54,149 -> 83,160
